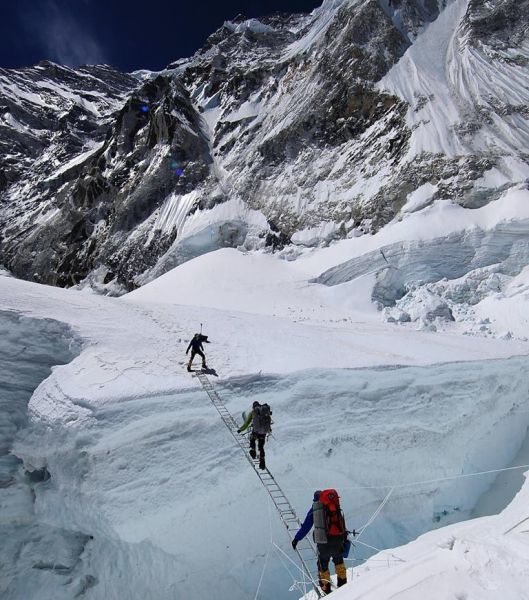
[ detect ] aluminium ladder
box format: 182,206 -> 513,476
195,371 -> 322,598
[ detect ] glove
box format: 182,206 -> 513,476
237,428 -> 242,434
291,539 -> 298,550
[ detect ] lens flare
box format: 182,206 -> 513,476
169,157 -> 185,177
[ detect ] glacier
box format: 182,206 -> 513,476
2,206 -> 529,598
1,0 -> 529,598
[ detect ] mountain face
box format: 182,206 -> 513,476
0,0 -> 528,293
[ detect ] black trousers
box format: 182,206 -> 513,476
189,349 -> 206,364
317,538 -> 345,572
250,432 -> 266,457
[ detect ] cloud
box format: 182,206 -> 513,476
25,1 -> 108,67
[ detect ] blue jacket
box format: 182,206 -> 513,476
294,491 -> 320,542
294,507 -> 314,542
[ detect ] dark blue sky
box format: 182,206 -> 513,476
1,0 -> 322,72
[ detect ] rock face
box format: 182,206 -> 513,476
1,0 -> 528,292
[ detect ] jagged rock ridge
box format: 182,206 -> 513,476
0,0 -> 528,292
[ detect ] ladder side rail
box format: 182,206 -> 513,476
195,372 -> 322,598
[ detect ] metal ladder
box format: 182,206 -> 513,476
195,371 -> 322,598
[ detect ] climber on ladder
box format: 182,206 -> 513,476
291,489 -> 350,595
237,401 -> 272,470
195,372 -> 323,595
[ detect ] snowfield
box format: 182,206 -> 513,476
2,183 -> 529,599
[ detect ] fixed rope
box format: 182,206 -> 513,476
284,463 -> 529,493
195,371 -> 323,598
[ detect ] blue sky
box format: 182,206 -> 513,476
1,0 -> 322,72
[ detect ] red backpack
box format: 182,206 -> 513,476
313,488 -> 346,543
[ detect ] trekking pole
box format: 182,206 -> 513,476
200,322 -> 203,334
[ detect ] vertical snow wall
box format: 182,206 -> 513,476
3,318 -> 529,599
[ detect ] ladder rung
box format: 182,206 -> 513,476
196,371 -> 320,593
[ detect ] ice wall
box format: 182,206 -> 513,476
4,315 -> 529,599
219,356 -> 529,580
0,311 -> 84,599
314,220 -> 529,306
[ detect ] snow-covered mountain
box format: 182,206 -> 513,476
2,1 -> 529,599
1,0 -> 528,293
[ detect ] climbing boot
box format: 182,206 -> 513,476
318,571 -> 331,594
259,456 -> 266,470
336,562 -> 347,587
187,364 -> 192,372
249,448 -> 257,459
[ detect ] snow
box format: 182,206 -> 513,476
401,182 -> 438,214
3,184 -> 529,600
139,198 -> 270,283
224,19 -> 276,35
151,190 -> 200,235
282,0 -> 351,60
378,0 -> 529,159
44,143 -> 104,180
223,98 -> 262,123
1,258 -> 529,600
378,0 -> 468,157
1,112 -> 30,133
3,1 -> 529,598
473,267 -> 529,339
291,221 -> 341,246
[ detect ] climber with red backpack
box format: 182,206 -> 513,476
237,401 -> 272,470
291,489 -> 350,594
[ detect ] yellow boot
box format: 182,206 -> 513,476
336,562 -> 347,587
318,570 -> 331,594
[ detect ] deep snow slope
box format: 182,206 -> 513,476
1,0 -> 528,291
